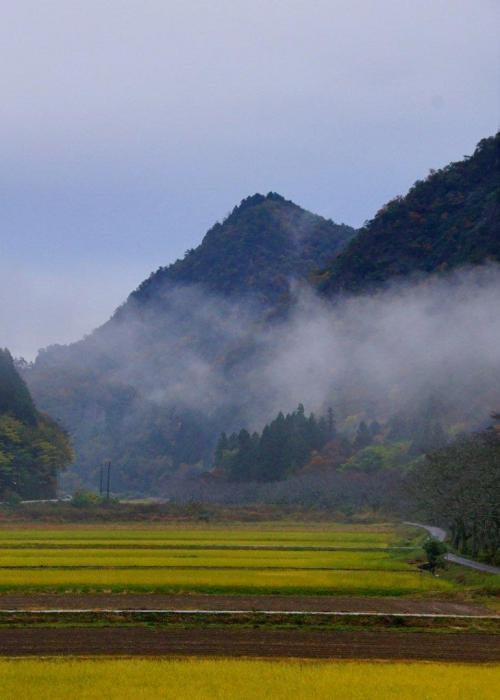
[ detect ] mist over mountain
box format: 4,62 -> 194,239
24,135 -> 500,494
25,195 -> 355,491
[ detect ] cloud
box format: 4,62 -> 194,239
33,264 -> 500,433
2,1 -> 499,362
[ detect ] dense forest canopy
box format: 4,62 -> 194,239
212,402 -> 447,484
214,405 -> 335,482
0,349 -> 73,499
318,133 -> 500,295
409,416 -> 500,563
130,192 -> 355,308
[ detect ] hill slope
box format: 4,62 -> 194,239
24,138 -> 500,493
25,195 -> 354,492
318,133 -> 499,295
131,192 -> 355,307
0,349 -> 73,499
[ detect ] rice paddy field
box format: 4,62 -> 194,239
1,658 -> 499,700
0,520 -> 498,697
0,522 -> 463,596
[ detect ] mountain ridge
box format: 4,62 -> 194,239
128,191 -> 355,308
318,133 -> 500,295
23,134 -> 500,493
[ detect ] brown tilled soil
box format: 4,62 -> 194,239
0,592 -> 492,615
0,627 -> 498,661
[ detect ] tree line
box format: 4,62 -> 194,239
0,349 -> 73,500
410,415 -> 500,563
214,405 -> 336,481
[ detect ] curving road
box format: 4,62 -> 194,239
405,522 -> 500,575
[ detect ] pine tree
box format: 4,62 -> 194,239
327,406 -> 336,439
354,421 -> 372,450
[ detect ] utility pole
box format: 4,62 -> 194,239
99,464 -> 103,495
106,461 -> 111,500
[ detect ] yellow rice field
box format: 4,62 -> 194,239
1,658 -> 498,700
0,523 -> 448,595
0,548 -> 415,569
0,565 -> 452,595
0,523 -> 401,546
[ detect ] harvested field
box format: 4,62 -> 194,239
0,592 -> 492,616
0,626 -> 498,661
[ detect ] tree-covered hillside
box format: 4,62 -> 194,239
25,195 -> 354,493
23,136 -> 500,495
0,349 -> 73,499
318,133 -> 499,295
131,192 -> 355,307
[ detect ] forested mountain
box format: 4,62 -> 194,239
318,133 -> 499,295
25,195 -> 355,492
131,192 -> 355,307
0,349 -> 73,499
23,134 -> 500,494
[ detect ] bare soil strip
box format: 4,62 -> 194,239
0,593 -> 491,616
0,627 -> 498,661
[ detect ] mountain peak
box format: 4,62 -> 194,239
233,192 -> 287,210
221,192 -> 297,224
131,196 -> 355,307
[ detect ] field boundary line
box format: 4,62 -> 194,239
0,608 -> 498,619
0,545 -> 415,551
0,565 -> 415,572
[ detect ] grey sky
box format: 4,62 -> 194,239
1,0 -> 499,358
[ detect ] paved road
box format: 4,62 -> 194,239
405,522 -> 500,575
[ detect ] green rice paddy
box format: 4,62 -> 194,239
0,523 -> 454,595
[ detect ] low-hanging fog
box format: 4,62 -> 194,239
253,265 -> 500,430
98,264 -> 500,430
29,262 -> 500,494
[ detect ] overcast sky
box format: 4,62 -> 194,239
1,0 -> 499,358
